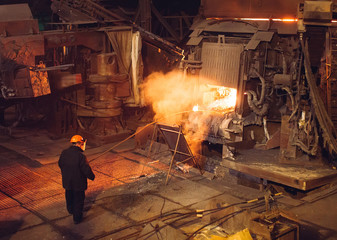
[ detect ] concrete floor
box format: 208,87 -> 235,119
1,128 -> 337,240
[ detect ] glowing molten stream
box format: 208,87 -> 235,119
195,85 -> 237,112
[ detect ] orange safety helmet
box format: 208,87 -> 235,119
70,135 -> 85,143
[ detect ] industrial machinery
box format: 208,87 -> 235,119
0,2 -> 179,144
1,1 -> 337,178
180,0 -> 337,166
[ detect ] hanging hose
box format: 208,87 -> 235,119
263,116 -> 270,141
282,86 -> 295,111
254,69 -> 267,105
282,85 -> 301,123
1,86 -> 8,100
246,69 -> 269,116
246,90 -> 269,116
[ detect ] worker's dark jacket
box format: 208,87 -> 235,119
58,146 -> 95,191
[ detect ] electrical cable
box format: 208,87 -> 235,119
125,199 -> 267,240
186,210 -> 245,240
153,193 -> 282,239
185,196 -> 277,240
91,193 -> 283,240
160,198 -> 166,217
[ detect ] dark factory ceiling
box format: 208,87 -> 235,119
0,0 -> 201,20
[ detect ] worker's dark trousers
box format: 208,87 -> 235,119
65,190 -> 85,222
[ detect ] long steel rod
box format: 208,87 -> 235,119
165,126 -> 182,185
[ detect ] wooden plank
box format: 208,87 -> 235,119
221,159 -> 337,191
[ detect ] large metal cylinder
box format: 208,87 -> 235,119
97,53 -> 118,76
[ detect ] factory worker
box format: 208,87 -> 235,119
58,135 -> 95,224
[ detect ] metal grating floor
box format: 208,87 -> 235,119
0,151 -> 166,211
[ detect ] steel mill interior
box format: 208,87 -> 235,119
1,1 -> 337,239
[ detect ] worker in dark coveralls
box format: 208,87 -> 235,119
58,135 -> 95,224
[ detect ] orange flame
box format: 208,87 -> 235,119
142,71 -> 199,124
142,71 -> 237,155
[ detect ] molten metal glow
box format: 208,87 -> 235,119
193,105 -> 199,112
204,85 -> 237,112
280,18 -> 298,22
207,17 -> 298,23
206,17 -> 337,24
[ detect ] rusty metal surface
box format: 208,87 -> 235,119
191,19 -> 297,35
157,124 -> 194,164
0,4 -> 34,22
11,68 -> 35,98
0,4 -> 39,37
0,20 -> 39,37
0,164 -> 63,205
280,115 -> 297,160
52,72 -> 82,90
303,41 -> 337,155
75,74 -> 124,117
249,210 -> 299,240
303,1 -> 332,23
0,191 -> 19,209
222,149 -> 337,191
246,31 -> 274,50
250,31 -> 274,42
0,5 -> 46,99
0,35 -> 44,66
0,34 -> 44,97
135,125 -> 155,148
43,31 -> 104,51
191,20 -> 257,33
186,36 -> 203,46
0,147 -> 163,210
29,62 -> 51,97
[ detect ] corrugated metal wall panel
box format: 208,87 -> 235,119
200,42 -> 243,88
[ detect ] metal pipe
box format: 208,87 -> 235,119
282,86 -> 295,110
253,69 -> 266,106
246,91 -> 268,116
263,116 -> 270,140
